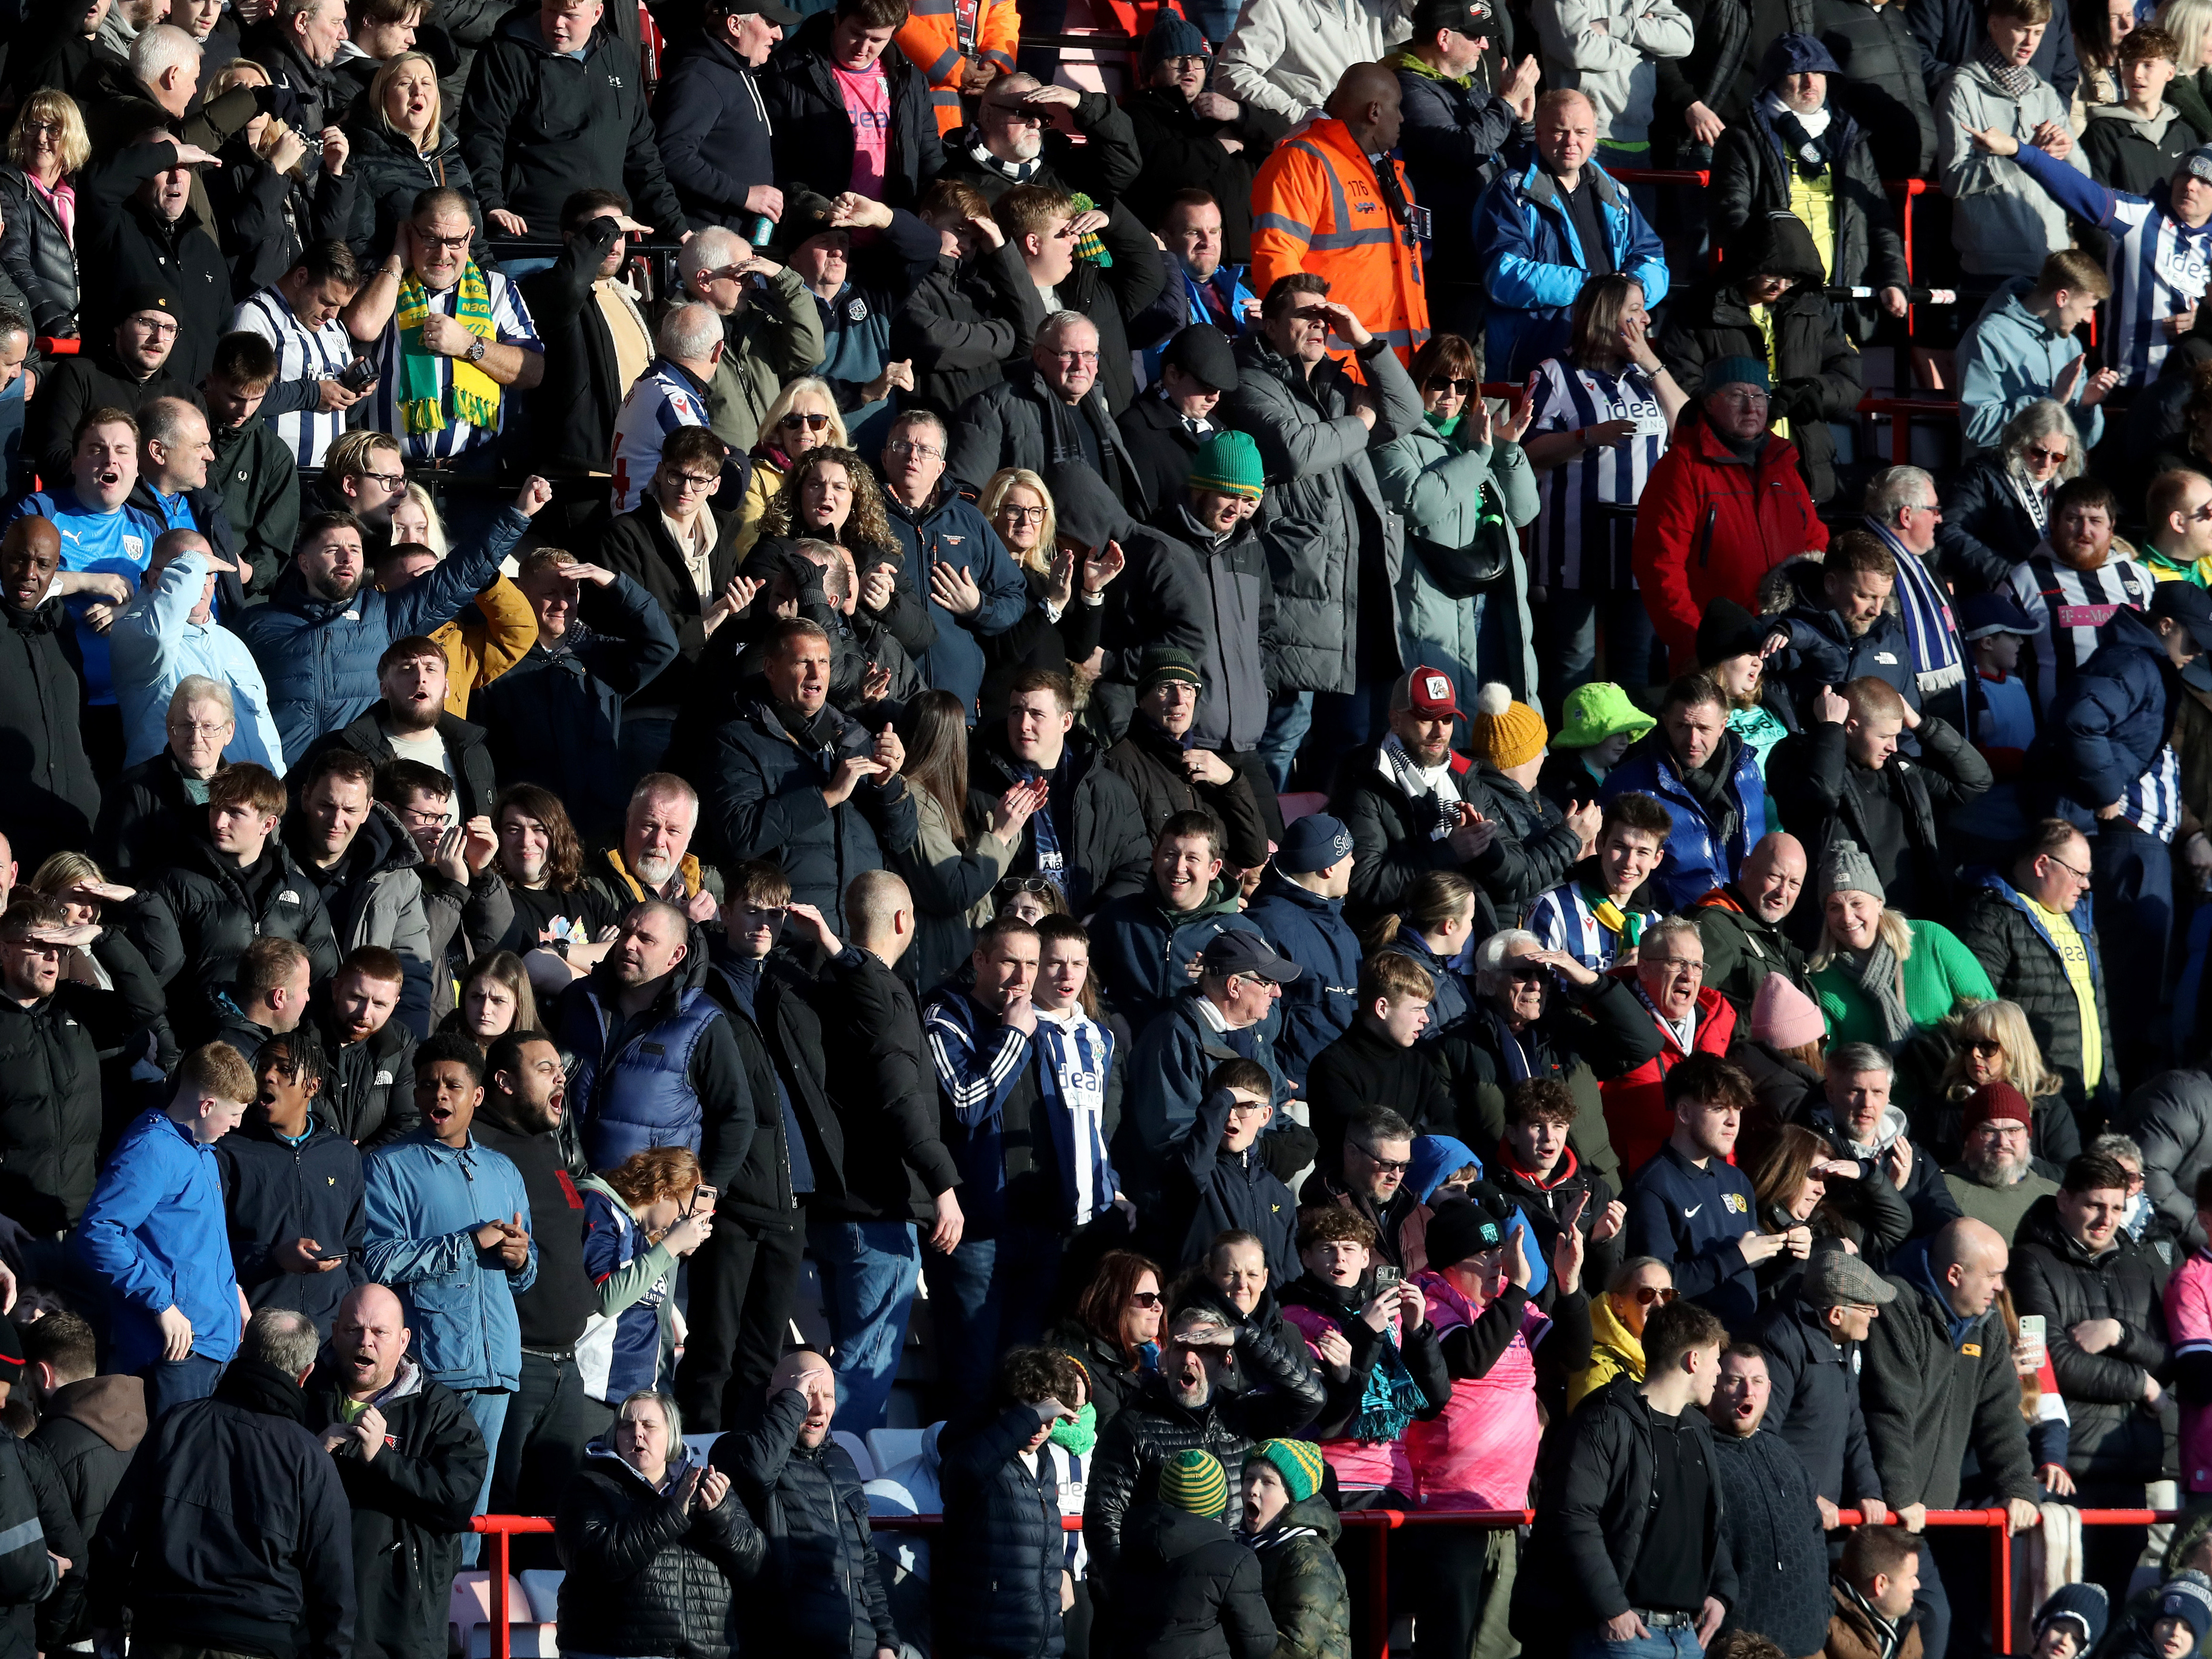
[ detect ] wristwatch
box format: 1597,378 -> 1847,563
466,336 -> 487,365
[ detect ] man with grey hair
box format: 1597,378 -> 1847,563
608,302 -> 723,513
110,523 -> 280,771
127,23 -> 203,118
948,310 -> 1138,501
1082,1297 -> 1322,1581
1860,464 -> 1971,723
580,771 -> 725,926
676,225 -> 826,456
1812,1041 -> 1961,1268
89,1305 -> 355,1659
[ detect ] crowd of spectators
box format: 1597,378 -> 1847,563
12,0 -> 2212,1656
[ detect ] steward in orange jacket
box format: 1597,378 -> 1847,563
895,0 -> 1022,135
1249,64 -> 1429,362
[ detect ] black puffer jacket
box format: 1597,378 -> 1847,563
716,1388 -> 898,1659
0,592 -> 100,869
30,1376 -> 144,1650
1933,455 -> 2044,594
303,1360 -> 487,1659
556,1444 -> 766,1659
319,1014 -> 420,1149
1710,1427 -> 1831,1659
1954,872 -> 2120,1140
0,929 -> 167,1234
935,1401 -> 1067,1659
1105,719 -> 1271,872
891,243 -> 1047,419
0,164 -> 78,335
131,836 -> 343,1046
759,12 -> 944,212
1082,1355 -> 1324,1581
2009,1192 -> 2173,1483
91,752 -> 199,878
1814,0 -> 1937,175
2126,1068 -> 2212,1251
341,119 -> 482,264
1247,1498 -> 1348,1659
1655,214 -> 1864,506
1123,85 -> 1264,265
1113,1503 -> 1275,1659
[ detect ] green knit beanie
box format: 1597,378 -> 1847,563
1158,1449 -> 1230,1518
1246,1439 -> 1326,1504
1188,430 -> 1264,500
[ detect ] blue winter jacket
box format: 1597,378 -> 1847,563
75,1110 -> 240,1374
1471,155 -> 1670,379
362,1129 -> 537,1392
1088,879 -> 1263,1030
1601,729 -> 1770,912
883,487 -> 1031,719
1116,988 -> 1289,1217
1241,866 -> 1361,1083
2040,605 -> 2173,807
1956,277 -> 2105,455
238,506 -> 527,765
558,977 -> 730,1171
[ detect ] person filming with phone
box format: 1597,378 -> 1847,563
579,1147 -> 718,1408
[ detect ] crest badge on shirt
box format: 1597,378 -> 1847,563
1721,1192 -> 1748,1215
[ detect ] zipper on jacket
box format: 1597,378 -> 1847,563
1698,505 -> 1717,570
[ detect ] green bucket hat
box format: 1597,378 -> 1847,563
1554,682 -> 1656,751
1188,430 -> 1264,499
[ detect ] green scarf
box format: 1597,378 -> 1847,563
1047,1401 -> 1097,1455
395,261 -> 501,437
1580,883 -> 1644,949
1387,46 -> 1469,88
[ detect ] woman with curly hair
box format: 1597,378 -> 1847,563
734,378 -> 847,558
751,447 -> 933,658
1927,998 -> 2077,1167
581,1146 -> 717,1407
492,784 -> 624,978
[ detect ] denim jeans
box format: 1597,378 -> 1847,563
1257,690 -> 1313,792
808,1218 -> 921,1433
458,1388 -> 511,1566
140,1355 -> 225,1421
919,1223 -> 1065,1409
1566,1621 -> 1703,1659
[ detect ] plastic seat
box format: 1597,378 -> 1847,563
867,1427 -> 926,1475
1277,790 -> 1330,826
832,1428 -> 875,1480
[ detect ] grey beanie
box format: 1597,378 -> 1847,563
1818,838 -> 1884,905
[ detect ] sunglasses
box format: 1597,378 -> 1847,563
1632,1286 -> 1678,1306
1505,961 -> 1549,984
1425,376 -> 1477,396
779,411 -> 831,432
996,876 -> 1055,897
1128,1290 -> 1163,1308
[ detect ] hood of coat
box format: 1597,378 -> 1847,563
1586,1292 -> 1646,1371
0,594 -> 66,636
584,1435 -> 701,1493
1813,1099 -> 1910,1158
1128,1498 -> 1238,1560
45,1374 -> 148,1453
2088,99 -> 2180,138
1775,549 -> 1906,630
1722,208 -> 1828,291
288,795 -> 423,885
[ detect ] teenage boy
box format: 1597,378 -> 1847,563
76,1043 -> 256,1418
1303,953 -> 1453,1160
1165,1057 -> 1300,1281
1524,792 -> 1672,971
2084,26 -> 2194,198
1956,248 -> 2118,457
1491,1077 -> 1628,1306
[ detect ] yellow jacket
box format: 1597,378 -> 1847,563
1250,116 -> 1429,362
1565,1293 -> 1645,1411
431,577 -> 537,718
895,0 -> 1021,135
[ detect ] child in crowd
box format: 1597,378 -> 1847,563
1239,1439 -> 1350,1659
1164,1057 -> 1299,1280
1537,683 -> 1653,812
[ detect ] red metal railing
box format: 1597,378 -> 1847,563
471,1504 -> 2176,1659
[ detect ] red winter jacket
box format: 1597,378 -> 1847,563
1632,410 -> 1830,674
1598,973 -> 1740,1179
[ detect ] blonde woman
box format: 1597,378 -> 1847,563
26,852 -> 136,991
344,50 -> 481,260
202,59 -> 352,295
2160,0 -> 2212,136
442,951 -> 541,1046
974,466 -> 1115,712
734,378 -> 847,556
1928,998 -> 2078,1166
0,90 -> 90,337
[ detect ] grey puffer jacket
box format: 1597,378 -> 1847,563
1149,499 -> 1279,755
2124,1066 -> 2212,1250
1936,58 -> 2090,279
556,1445 -> 766,1659
1221,334 -> 1422,697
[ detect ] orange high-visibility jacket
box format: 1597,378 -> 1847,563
1250,117 -> 1430,362
895,0 -> 1022,135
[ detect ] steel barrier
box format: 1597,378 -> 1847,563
468,1504 -> 2178,1659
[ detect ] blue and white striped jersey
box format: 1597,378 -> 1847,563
609,359 -> 712,514
1524,879 -> 1657,972
1526,356 -> 1668,590
231,286 -> 354,469
2120,742 -> 2183,841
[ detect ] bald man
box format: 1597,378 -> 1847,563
0,513 -> 101,864
304,1281 -> 488,1659
1858,1217 -> 2041,1657
712,1347 -> 899,1659
1689,831 -> 1812,1013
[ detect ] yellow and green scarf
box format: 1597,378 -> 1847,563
396,262 -> 501,436
1581,883 -> 1645,950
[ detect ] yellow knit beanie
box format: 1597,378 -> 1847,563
1470,682 -> 1547,771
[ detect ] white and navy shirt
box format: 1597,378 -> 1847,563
359,267 -> 542,464
2006,547 -> 2157,712
1526,356 -> 1669,590
2121,743 -> 2184,841
1524,881 -> 1657,973
2105,202 -> 2212,388
609,358 -> 711,514
232,286 -> 354,468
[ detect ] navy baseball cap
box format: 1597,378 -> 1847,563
1200,931 -> 1303,984
2152,580 -> 2212,653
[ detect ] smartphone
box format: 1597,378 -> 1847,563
336,355 -> 377,392
2017,1314 -> 2046,1346
1373,1265 -> 1403,1296
683,1184 -> 718,1219
313,1248 -> 346,1262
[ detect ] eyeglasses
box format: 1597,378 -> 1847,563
778,411 -> 831,432
2046,852 -> 2093,887
999,503 -> 1046,523
1631,1286 -> 1678,1306
665,471 -> 718,492
1127,1289 -> 1163,1308
359,469 -> 406,492
1225,1099 -> 1272,1116
1287,305 -> 1333,324
1909,501 -> 1943,517
1052,350 -> 1100,365
995,876 -> 1055,897
167,718 -> 230,736
1350,1142 -> 1411,1175
1647,955 -> 1706,974
2024,443 -> 2071,467
1425,375 -> 1477,395
22,121 -> 62,137
886,439 -> 945,461
395,804 -> 446,829
414,229 -> 472,250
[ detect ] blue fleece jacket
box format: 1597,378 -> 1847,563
76,1110 -> 241,1373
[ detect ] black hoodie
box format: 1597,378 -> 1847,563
1112,1503 -> 1277,1659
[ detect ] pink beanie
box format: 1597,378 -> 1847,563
1751,973 -> 1827,1048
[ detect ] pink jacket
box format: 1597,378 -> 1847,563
2168,1250 -> 2212,1492
1406,1271 -> 1547,1512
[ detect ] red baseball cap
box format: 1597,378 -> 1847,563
1393,666 -> 1461,719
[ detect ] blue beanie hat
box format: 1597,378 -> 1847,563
1276,813 -> 1352,875
2032,1584 -> 2108,1651
1143,14 -> 1210,67
1760,32 -> 1843,82
1705,355 -> 1772,394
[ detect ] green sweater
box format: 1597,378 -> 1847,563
1809,919 -> 1996,1049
